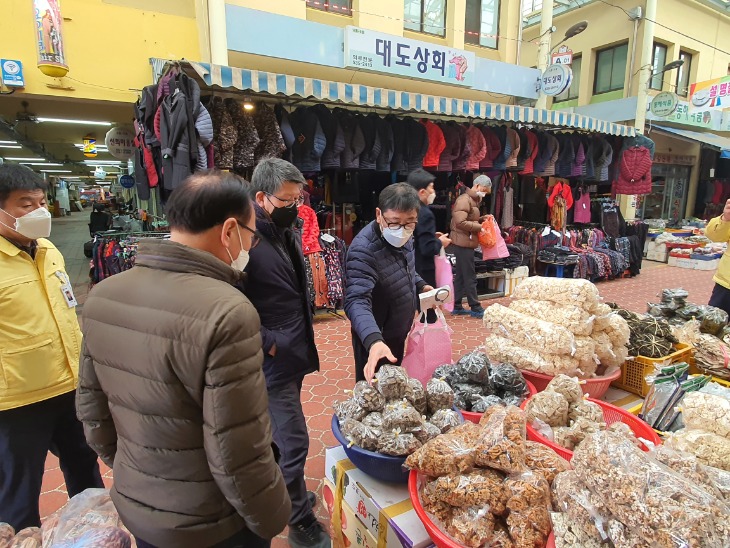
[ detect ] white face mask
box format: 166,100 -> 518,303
381,225 -> 414,248
475,191 -> 487,198
225,225 -> 250,271
0,206 -> 52,240
427,192 -> 436,205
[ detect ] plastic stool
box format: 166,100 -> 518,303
545,264 -> 565,278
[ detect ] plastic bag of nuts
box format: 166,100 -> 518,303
430,469 -> 508,513
504,470 -> 552,548
377,429 -> 422,456
404,377 -> 428,415
429,408 -> 461,434
362,411 -> 383,434
405,423 -> 480,476
456,350 -> 492,385
682,392 -> 730,440
474,405 -> 527,474
353,380 -> 385,412
375,365 -> 408,400
524,441 -> 571,485
339,418 -> 379,451
525,391 -> 569,428
446,506 -> 497,548
426,378 -> 455,414
545,374 -> 583,405
409,421 -> 442,445
382,400 -> 423,431
333,398 -> 367,422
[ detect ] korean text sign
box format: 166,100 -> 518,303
344,26 -> 476,87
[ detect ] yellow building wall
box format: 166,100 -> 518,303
0,0 -> 201,104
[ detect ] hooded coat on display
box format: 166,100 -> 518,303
388,115 -> 408,173
479,126 -> 502,169
357,113 -> 382,170
275,104 -> 297,163
438,122 -> 462,172
374,115 -> 395,171
405,118 -> 430,172
465,125 -> 487,171
253,102 -> 287,163
313,105 -> 345,169
210,97 -> 237,170
336,109 -> 366,169
289,106 -> 326,172
453,123 -> 471,171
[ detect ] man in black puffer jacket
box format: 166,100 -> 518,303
345,183 -> 433,382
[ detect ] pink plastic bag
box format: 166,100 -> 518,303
402,309 -> 453,387
434,248 -> 455,313
482,216 -> 509,260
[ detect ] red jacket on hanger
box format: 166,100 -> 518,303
297,205 -> 322,255
614,146 -> 653,195
420,120 -> 446,168
547,181 -> 574,210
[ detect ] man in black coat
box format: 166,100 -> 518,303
407,169 -> 451,287
242,158 -> 329,548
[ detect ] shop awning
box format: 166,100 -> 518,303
653,124 -> 730,152
174,60 -> 636,138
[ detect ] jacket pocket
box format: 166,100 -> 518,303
0,333 -> 59,392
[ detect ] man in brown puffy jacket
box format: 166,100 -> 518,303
449,175 -> 492,318
77,171 -> 290,548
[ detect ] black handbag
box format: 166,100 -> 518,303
83,240 -> 94,259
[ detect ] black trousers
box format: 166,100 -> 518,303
136,528 -> 270,548
0,391 -> 103,531
451,244 -> 480,309
709,283 -> 730,317
268,379 -> 312,526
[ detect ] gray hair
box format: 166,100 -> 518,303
250,158 -> 306,196
473,174 -> 492,188
378,183 -> 421,213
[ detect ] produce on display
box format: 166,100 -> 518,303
648,287 -> 729,334
551,430 -> 730,548
609,304 -> 679,358
407,404 -> 570,548
333,366 -> 463,457
483,278 -> 630,379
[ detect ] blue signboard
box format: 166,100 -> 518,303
1,60 -> 25,88
119,175 -> 135,189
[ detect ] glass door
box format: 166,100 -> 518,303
637,164 -> 691,223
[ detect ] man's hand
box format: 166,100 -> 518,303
438,233 -> 452,248
722,199 -> 730,222
479,215 -> 489,222
269,344 -> 277,357
421,285 -> 434,293
364,341 -> 397,383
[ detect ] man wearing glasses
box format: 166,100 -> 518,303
345,183 -> 433,383
242,158 -> 328,548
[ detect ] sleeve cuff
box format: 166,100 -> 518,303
363,333 -> 384,351
416,280 -> 428,293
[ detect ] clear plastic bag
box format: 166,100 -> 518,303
509,299 -> 595,336
447,506 -> 497,548
568,399 -> 604,425
429,408 -> 461,433
552,470 -> 610,542
698,305 -> 729,335
404,377 -> 428,415
665,429 -> 730,471
340,418 -> 380,451
333,398 -> 367,422
405,423 -> 480,476
455,349 -> 492,385
545,374 -> 583,405
361,411 -> 383,434
429,469 -> 507,512
52,527 -> 131,548
353,380 -> 385,412
377,430 -> 422,456
382,400 -> 423,431
682,392 -> 730,439
9,527 -> 41,548
490,363 -> 529,400
470,394 -> 505,413
474,405 -> 527,474
410,421 -> 442,444
504,471 -> 552,548
525,391 -> 569,428
512,277 -> 600,311
484,336 -> 581,377
484,303 -> 576,356
452,383 -> 483,411
374,365 -> 408,400
426,378 -> 455,414
433,363 -> 470,385
524,441 -> 570,485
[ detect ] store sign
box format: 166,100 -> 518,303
653,154 -> 697,166
32,0 -> 68,78
650,92 -> 679,117
648,99 -> 721,130
83,136 -> 97,158
344,26 -> 476,87
688,76 -> 730,112
119,175 -> 135,189
105,127 -> 135,160
551,46 -> 573,65
1,60 -> 25,87
541,64 -> 572,96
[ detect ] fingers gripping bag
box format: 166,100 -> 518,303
402,309 -> 453,387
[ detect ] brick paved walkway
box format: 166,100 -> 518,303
39,213 -> 716,546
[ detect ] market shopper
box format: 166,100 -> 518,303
706,198 -> 730,315
345,183 -> 433,383
407,168 -> 451,287
0,164 -> 103,532
450,175 -> 492,318
77,171 -> 290,548
241,158 -> 329,548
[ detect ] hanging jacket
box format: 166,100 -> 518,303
297,204 -> 323,255
290,106 -> 326,172
555,134 -> 575,178
437,122 -> 461,172
505,127 -> 521,169
195,105 -> 214,170
388,115 -> 408,173
336,109 -> 366,169
512,128 -> 530,172
253,102 -> 286,163
548,181 -> 575,210
532,132 -> 551,175
479,125 -> 502,169
226,99 -> 260,171
312,105 -> 344,169
594,138 -> 613,182
133,133 -> 151,200
421,119 -> 446,168
160,87 -> 192,190
210,97 -> 237,170
614,146 -> 653,195
140,84 -> 160,148
582,136 -> 595,179
77,239 -> 290,547
571,136 -> 586,178
492,126 -> 512,171
542,133 -> 560,176
465,125 -> 487,171
357,113 -> 382,170
453,123 -> 471,171
622,134 -> 656,159
519,129 -> 539,175
275,104 -> 296,163
374,115 -> 395,172
405,118 -> 429,172
242,205 -> 320,387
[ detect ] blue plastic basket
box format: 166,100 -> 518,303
331,409 -> 465,484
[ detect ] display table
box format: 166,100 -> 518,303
476,270 -> 506,300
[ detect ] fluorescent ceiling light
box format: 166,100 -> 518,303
21,162 -> 63,166
0,140 -> 17,145
41,169 -> 72,173
0,145 -> 22,149
84,159 -> 121,164
37,117 -> 112,126
3,157 -> 45,161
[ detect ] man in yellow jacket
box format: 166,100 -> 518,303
0,165 -> 102,531
706,199 -> 730,315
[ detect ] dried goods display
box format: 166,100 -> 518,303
665,429 -> 730,471
426,378 -> 456,414
510,277 -> 600,311
375,364 -> 409,400
378,430 -> 423,456
405,377 -> 428,414
408,404 -> 567,548
430,408 -> 462,433
339,418 -> 379,451
681,391 -> 730,439
509,299 -> 595,336
353,380 -> 385,412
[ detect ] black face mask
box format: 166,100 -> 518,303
270,205 -> 298,228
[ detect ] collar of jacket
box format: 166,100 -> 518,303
465,187 -> 481,203
135,239 -> 240,285
0,234 -> 46,258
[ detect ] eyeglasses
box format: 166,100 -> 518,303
238,223 -> 261,249
266,193 -> 304,209
382,218 -> 417,231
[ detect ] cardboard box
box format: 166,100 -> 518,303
325,446 -> 433,548
645,242 -> 668,263
668,256 -> 719,271
324,479 -> 379,548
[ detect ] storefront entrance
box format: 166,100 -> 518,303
637,164 -> 691,223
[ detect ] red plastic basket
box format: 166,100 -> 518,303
461,380 -> 537,424
519,368 -> 621,400
521,397 -> 662,461
545,532 -> 555,548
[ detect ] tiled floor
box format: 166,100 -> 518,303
39,213 -> 717,547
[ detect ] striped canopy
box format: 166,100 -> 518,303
180,61 -> 635,138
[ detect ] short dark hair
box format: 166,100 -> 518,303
165,170 -> 253,233
378,183 -> 421,213
406,168 -> 436,191
0,164 -> 48,206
